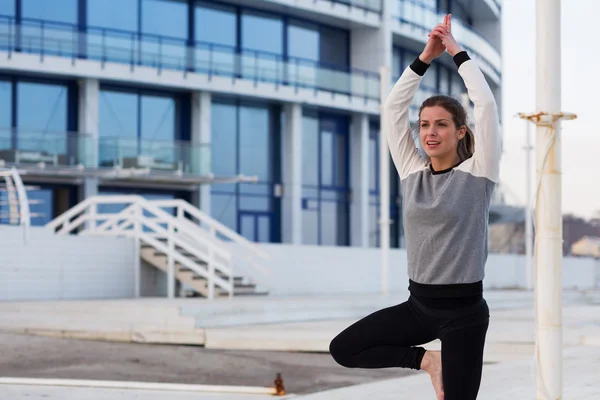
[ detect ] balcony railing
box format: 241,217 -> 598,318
0,128 -> 94,167
99,136 -> 211,176
394,0 -> 501,77
0,16 -> 380,102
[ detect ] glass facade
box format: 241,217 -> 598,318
302,111 -> 349,246
210,99 -> 281,243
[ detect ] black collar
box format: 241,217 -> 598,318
429,161 -> 464,175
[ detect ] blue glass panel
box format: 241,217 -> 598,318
320,131 -> 333,186
142,0 -> 187,38
194,2 -> 236,46
210,192 -> 236,231
369,202 -> 379,247
0,80 -> 10,129
88,0 -> 138,31
240,214 -> 254,241
369,137 -> 379,191
140,95 -> 175,141
211,101 -> 237,177
241,11 -> 282,54
392,47 -> 401,78
319,26 -> 347,67
239,105 -> 270,182
22,0 -> 77,23
99,90 -> 138,166
239,196 -> 269,212
302,186 -> 318,199
288,21 -> 318,61
302,208 -> 318,245
320,201 -> 347,246
28,189 -> 53,226
99,90 -> 138,138
257,215 -> 270,243
241,11 -> 283,82
239,183 -> 270,196
0,1 -> 15,17
301,115 -> 318,186
17,82 -> 67,132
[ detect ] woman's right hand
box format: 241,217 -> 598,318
419,26 -> 446,64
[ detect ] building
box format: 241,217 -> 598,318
571,236 -> 600,259
0,0 -> 502,249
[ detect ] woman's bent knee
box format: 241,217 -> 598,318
329,335 -> 355,368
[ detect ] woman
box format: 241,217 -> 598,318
329,14 -> 501,400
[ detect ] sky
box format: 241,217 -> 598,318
499,0 -> 599,219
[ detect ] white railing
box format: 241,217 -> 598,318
150,199 -> 271,288
45,195 -> 271,299
0,167 -> 30,244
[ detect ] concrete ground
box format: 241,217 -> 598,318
1,289 -> 600,399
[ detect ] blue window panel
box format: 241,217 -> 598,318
141,0 -> 188,69
142,0 -> 187,39
28,189 -> 53,226
211,101 -> 237,177
88,0 -> 138,31
194,1 -> 236,46
302,186 -> 319,199
320,201 -> 347,246
194,1 -> 237,75
239,105 -> 270,182
320,131 -> 333,187
239,196 -> 270,212
369,133 -> 378,193
0,1 -> 15,17
369,201 -> 379,247
140,95 -> 176,141
288,20 -> 319,61
257,215 -> 270,243
17,82 -> 67,132
0,80 -> 10,129
241,11 -> 283,82
392,47 -> 401,79
240,214 -> 254,241
239,183 -> 270,196
319,26 -> 348,67
210,192 -> 237,232
302,208 -> 318,245
22,0 -> 77,23
301,114 -> 319,186
99,90 -> 138,138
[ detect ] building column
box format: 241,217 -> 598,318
351,114 -> 370,247
77,79 -> 99,204
191,91 -> 212,214
78,79 -> 99,168
282,103 -> 302,244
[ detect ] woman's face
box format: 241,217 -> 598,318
419,106 -> 465,160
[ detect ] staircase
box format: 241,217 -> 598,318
45,195 -> 270,299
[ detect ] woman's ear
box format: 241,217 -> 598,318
457,125 -> 467,140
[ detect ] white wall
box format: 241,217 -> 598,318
260,243 -> 600,296
0,226 -> 135,301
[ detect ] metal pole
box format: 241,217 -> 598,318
524,120 -> 533,290
535,0 -> 563,397
379,66 -> 391,295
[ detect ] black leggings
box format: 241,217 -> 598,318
329,295 -> 490,400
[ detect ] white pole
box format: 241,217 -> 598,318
524,120 -> 533,290
535,0 -> 562,397
379,66 -> 391,296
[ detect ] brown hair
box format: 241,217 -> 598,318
418,95 -> 474,162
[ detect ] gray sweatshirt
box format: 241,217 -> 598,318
384,54 -> 502,286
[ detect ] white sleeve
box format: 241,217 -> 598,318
457,59 -> 502,183
383,67 -> 427,181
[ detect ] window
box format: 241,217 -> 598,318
141,0 -> 188,68
241,11 -> 283,82
88,0 -> 138,31
22,0 -> 77,24
210,99 -> 281,243
302,111 -> 350,246
368,122 -> 403,248
17,82 -> 67,132
288,21 -> 319,61
194,1 -> 237,76
98,88 -> 183,168
0,1 -> 15,17
0,80 -> 11,129
319,26 -> 348,67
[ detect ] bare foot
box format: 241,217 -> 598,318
421,350 -> 444,400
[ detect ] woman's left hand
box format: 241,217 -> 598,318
431,14 -> 463,57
